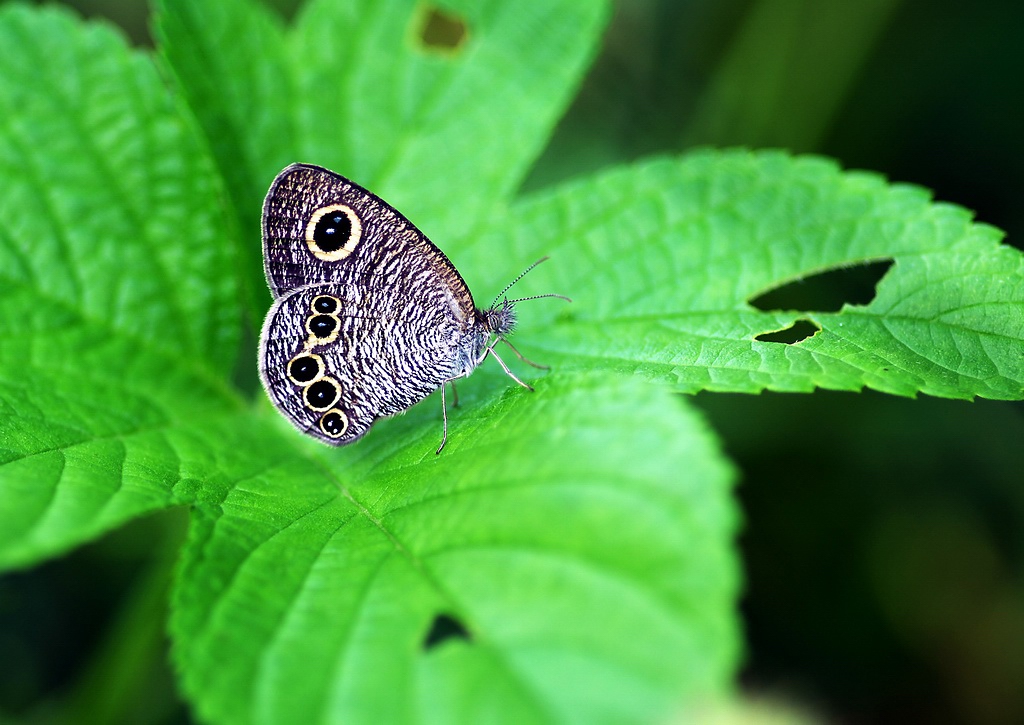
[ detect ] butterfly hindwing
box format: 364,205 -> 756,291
260,282 -> 475,444
260,284 -> 373,444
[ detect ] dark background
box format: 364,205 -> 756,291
2,1 -> 1022,723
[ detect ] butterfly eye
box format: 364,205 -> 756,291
312,295 -> 340,314
305,378 -> 340,411
305,204 -> 362,261
319,409 -> 349,438
287,353 -> 323,384
307,314 -> 339,342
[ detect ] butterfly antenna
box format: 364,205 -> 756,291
505,293 -> 572,305
489,256 -> 551,308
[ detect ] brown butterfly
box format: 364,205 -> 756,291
258,164 -> 567,452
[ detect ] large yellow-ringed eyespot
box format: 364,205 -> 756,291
305,204 -> 362,261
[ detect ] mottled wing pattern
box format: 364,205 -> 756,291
259,164 -> 479,445
260,284 -> 466,444
262,164 -> 475,312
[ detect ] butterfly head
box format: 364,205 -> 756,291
481,256 -> 569,339
481,298 -> 518,337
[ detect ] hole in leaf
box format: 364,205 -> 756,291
756,319 -> 821,344
415,5 -> 468,53
423,613 -> 471,650
750,259 -> 894,312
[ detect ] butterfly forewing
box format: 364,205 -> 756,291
262,164 -> 475,311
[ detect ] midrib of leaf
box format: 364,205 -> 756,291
0,403 -> 254,469
286,446 -> 478,647
526,315 -> 1013,372
0,409 -> 306,571
858,311 -> 1023,342
534,305 -> 1019,342
293,524 -> 559,725
321,440 -> 703,597
285,460 -> 676,723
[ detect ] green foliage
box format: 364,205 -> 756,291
488,153 -> 1024,399
0,0 -> 1021,723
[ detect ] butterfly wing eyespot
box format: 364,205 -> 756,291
305,313 -> 340,344
312,294 -> 340,314
304,295 -> 342,345
260,283 -> 380,446
304,377 -> 341,411
319,409 -> 349,438
306,204 -> 362,261
287,353 -> 323,385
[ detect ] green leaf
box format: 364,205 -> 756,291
155,0 -> 611,318
0,5 -> 741,720
159,0 -> 610,217
172,373 -> 739,725
4,0 -> 1023,723
153,0 -> 291,245
0,4 -> 244,567
0,5 -> 241,370
457,151 -> 1024,401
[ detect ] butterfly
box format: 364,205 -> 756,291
258,164 -> 567,453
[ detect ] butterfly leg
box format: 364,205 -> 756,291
436,382 -> 450,455
435,374 -> 471,454
501,338 -> 549,370
487,348 -> 534,392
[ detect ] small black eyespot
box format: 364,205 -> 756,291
308,314 -> 338,339
312,295 -> 339,314
305,378 -> 339,409
288,355 -> 321,384
312,209 -> 352,253
320,410 -> 347,437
